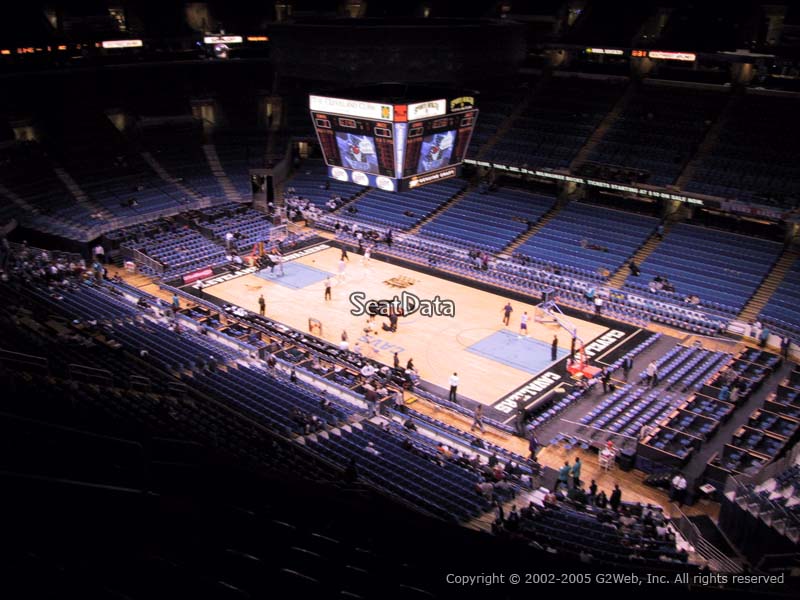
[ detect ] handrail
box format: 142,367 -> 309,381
7,241 -> 82,263
0,347 -> 49,373
671,505 -> 742,573
69,363 -> 113,385
0,469 -> 146,496
558,417 -> 639,441
122,245 -> 164,275
729,443 -> 800,487
0,410 -> 146,452
755,551 -> 800,573
724,475 -> 800,543
386,407 -> 535,476
129,374 -> 151,391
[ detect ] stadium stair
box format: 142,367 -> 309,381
407,182 -> 475,234
569,80 -> 637,170
675,90 -> 742,189
685,514 -> 745,573
202,144 -> 244,203
52,166 -> 115,221
0,181 -> 37,214
473,78 -> 547,162
738,246 -> 800,323
607,223 -> 671,288
499,196 -> 569,255
328,185 -> 372,215
140,151 -> 213,209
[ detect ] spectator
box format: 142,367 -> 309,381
477,480 -> 494,500
609,484 -> 622,512
646,361 -> 658,387
593,295 -> 603,316
528,433 -> 540,462
571,457 -> 582,488
601,367 -> 612,393
557,461 -> 571,491
670,472 -> 688,507
622,355 -> 633,381
781,336 -> 791,359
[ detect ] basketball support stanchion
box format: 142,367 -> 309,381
538,298 -> 602,379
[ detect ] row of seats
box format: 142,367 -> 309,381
760,256 -> 800,340
419,185 -> 555,252
581,385 -> 678,439
21,274 -> 526,524
486,76 -> 625,170
626,223 -> 782,313
285,159 -> 363,209
516,201 -> 657,278
589,84 -> 726,187
193,203 -> 277,250
309,422 -> 490,523
120,227 -> 229,279
344,179 -> 465,230
687,93 -> 800,207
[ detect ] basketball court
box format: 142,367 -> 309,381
201,244 -> 618,408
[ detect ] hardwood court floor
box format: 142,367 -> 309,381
205,247 -> 608,406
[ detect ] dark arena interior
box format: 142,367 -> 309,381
2,1 -> 800,598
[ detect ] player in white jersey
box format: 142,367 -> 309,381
519,311 -> 529,338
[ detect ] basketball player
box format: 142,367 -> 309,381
337,257 -> 346,280
363,245 -> 372,266
502,302 -> 513,326
258,293 -> 265,316
519,311 -> 529,338
341,247 -> 349,262
324,276 -> 332,301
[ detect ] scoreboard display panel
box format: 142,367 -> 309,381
310,91 -> 477,192
312,113 -> 396,179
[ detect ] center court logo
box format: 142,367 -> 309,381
349,290 -> 455,317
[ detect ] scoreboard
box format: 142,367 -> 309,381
310,91 -> 477,192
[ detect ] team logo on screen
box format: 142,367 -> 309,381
450,96 -> 475,111
381,105 -> 392,119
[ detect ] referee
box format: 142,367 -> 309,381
449,372 -> 459,404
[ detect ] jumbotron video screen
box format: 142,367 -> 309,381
310,91 -> 478,192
